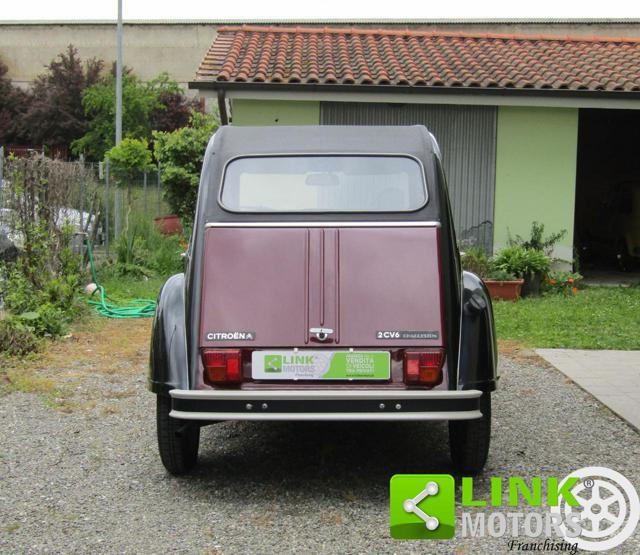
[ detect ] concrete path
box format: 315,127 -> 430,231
582,269 -> 640,287
536,348 -> 640,431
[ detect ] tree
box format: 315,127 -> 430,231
20,45 -> 103,154
72,71 -> 159,160
105,138 -> 153,204
153,111 -> 219,222
72,70 -> 199,161
0,58 -> 31,145
148,73 -> 202,132
151,90 -> 201,133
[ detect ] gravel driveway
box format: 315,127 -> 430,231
1,333 -> 639,554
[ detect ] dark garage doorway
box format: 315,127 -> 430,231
575,109 -> 640,275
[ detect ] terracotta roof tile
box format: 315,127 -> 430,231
195,25 -> 640,93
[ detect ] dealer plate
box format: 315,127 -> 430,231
252,350 -> 390,380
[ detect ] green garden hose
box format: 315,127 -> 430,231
85,240 -> 157,319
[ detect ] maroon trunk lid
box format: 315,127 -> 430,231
199,225 -> 444,350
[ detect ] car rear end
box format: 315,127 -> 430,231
169,152 -> 482,422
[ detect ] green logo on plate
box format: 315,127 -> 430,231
264,355 -> 282,373
390,474 -> 456,540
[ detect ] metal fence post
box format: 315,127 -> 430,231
114,184 -> 121,241
79,166 -> 85,262
143,170 -> 148,217
156,162 -> 161,216
105,158 -> 110,258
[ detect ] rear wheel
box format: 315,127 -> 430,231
156,394 -> 200,475
449,393 -> 491,475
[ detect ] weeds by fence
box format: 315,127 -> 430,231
0,148 -> 171,262
0,151 -> 180,354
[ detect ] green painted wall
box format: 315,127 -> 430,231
231,99 -> 320,126
494,106 -> 579,263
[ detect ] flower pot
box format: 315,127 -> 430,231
154,214 -> 183,236
521,271 -> 544,297
484,279 -> 525,301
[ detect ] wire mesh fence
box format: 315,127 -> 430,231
0,147 -> 172,265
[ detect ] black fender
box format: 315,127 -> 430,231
458,271 -> 498,391
148,273 -> 189,394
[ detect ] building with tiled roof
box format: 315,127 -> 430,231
196,26 -> 640,93
190,24 -> 640,268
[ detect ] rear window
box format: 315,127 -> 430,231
219,155 -> 427,212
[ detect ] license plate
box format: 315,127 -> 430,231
252,350 -> 390,380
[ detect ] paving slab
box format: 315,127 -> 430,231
536,348 -> 640,431
582,270 -> 640,287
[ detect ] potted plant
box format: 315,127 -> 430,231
460,245 -> 491,278
492,246 -> 551,297
154,214 -> 183,235
460,245 -> 525,301
483,268 -> 524,301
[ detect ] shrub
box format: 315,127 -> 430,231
0,318 -> 41,356
460,246 -> 491,278
486,268 -> 517,281
543,271 -> 583,296
113,211 -> 184,277
492,246 -> 551,279
13,306 -> 67,337
145,229 -> 185,276
508,221 -> 567,256
153,111 -> 219,223
1,241 -> 82,343
114,216 -> 153,277
0,156 -> 89,354
106,137 -> 154,206
1,226 -> 82,315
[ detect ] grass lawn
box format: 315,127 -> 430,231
72,271 -> 168,325
493,286 -> 640,350
95,271 -> 167,303
94,276 -> 640,350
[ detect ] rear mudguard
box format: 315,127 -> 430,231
458,271 -> 498,391
149,273 -> 189,394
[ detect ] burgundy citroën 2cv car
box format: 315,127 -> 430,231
150,125 -> 497,475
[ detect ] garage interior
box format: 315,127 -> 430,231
574,108 -> 640,278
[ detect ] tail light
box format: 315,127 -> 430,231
201,349 -> 242,384
403,349 -> 445,386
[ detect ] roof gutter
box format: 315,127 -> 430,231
190,80 -> 640,101
4,18 -> 640,25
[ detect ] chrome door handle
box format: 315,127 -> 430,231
309,327 -> 334,341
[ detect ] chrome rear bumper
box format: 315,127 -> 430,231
169,389 -> 483,421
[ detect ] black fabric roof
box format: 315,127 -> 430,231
213,125 -> 437,165
199,125 -> 443,223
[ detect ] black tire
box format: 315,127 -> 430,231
449,393 -> 491,476
156,394 -> 200,475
